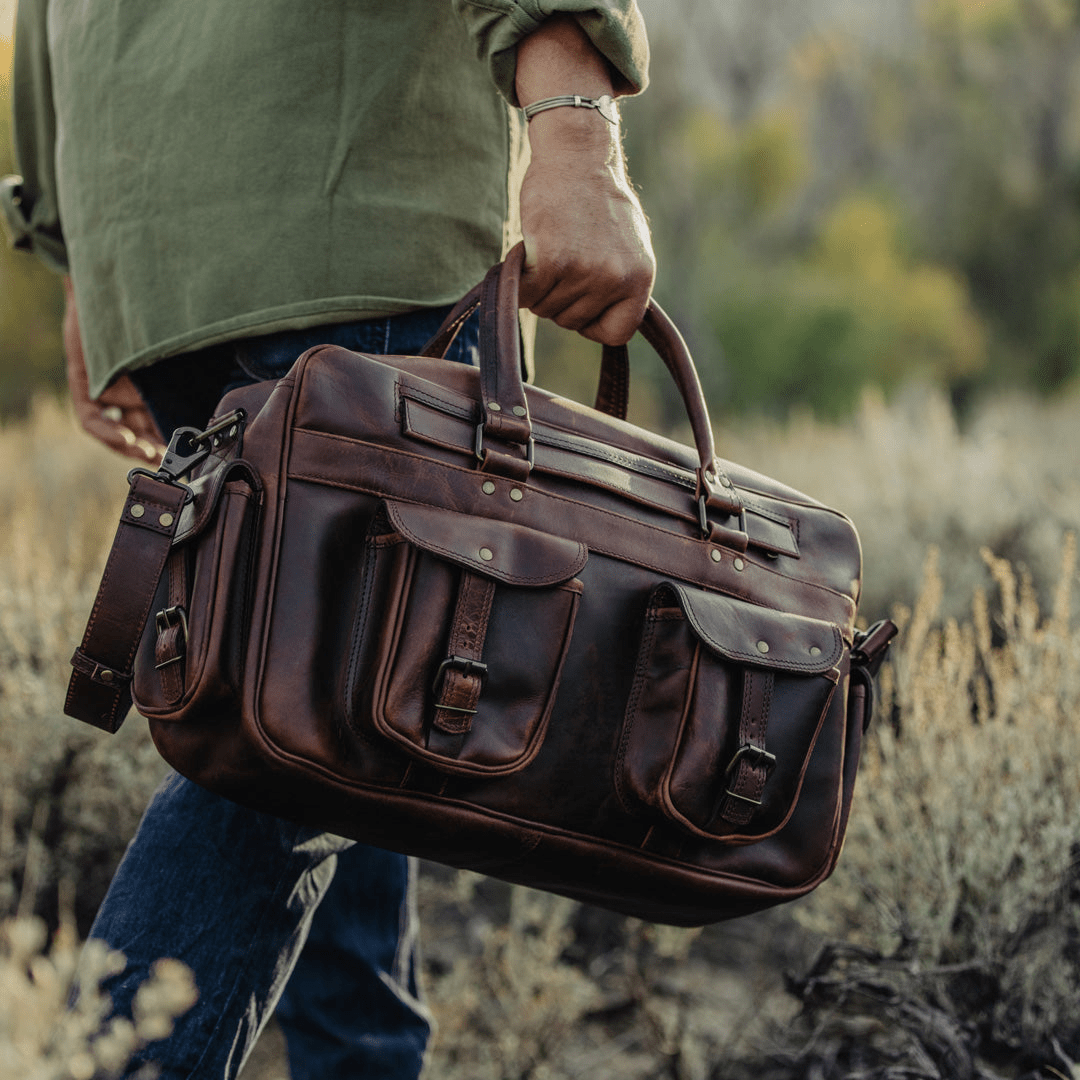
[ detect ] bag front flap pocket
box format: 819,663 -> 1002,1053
360,501 -> 586,775
620,582 -> 844,840
384,500 -> 587,586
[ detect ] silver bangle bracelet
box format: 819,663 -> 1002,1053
522,94 -> 618,125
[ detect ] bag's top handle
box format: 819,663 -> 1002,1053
424,243 -> 744,535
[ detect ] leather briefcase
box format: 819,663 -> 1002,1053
66,247 -> 895,926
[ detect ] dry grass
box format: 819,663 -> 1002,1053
1,388 -> 1078,1078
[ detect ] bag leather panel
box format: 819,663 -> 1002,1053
400,394 -> 801,558
286,428 -> 860,632
290,347 -> 860,594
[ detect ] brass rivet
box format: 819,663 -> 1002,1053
710,549 -> 722,563
809,645 -> 822,657
757,640 -> 770,654
488,401 -> 502,412
482,481 -> 496,495
512,405 -> 527,417
159,512 -> 175,527
733,557 -> 745,571
479,547 -> 494,562
130,504 -> 145,518
99,669 -> 114,684
510,488 -> 523,502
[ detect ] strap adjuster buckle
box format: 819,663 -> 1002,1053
154,606 -> 188,669
723,742 -> 777,806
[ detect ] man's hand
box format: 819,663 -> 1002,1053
515,16 -> 655,346
64,277 -> 165,463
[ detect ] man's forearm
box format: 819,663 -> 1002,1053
513,16 -> 655,346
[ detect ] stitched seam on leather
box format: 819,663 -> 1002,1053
613,605 -> 661,815
399,387 -> 696,488
294,462 -> 854,610
287,433 -> 857,608
345,540 -> 385,723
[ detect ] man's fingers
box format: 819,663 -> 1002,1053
77,410 -> 163,463
523,265 -> 649,345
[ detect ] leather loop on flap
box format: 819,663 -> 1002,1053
383,500 -> 587,586
663,583 -> 844,673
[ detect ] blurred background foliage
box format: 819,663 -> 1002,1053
544,0 -> 1080,424
3,0 -> 1080,421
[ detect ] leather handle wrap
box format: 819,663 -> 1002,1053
65,473 -> 188,733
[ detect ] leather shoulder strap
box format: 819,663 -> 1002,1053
65,472 -> 188,733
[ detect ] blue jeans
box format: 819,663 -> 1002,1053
92,307 -> 479,1080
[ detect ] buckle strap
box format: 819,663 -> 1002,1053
432,572 -> 496,735
719,669 -> 776,826
64,472 -> 187,733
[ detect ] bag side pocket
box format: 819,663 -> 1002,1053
132,470 -> 261,718
346,500 -> 586,776
617,582 -> 843,841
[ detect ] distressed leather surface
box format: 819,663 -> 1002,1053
73,248 -> 883,925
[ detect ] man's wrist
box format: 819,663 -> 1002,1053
526,100 -> 621,160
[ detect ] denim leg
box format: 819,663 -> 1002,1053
86,773 -> 354,1079
274,848 -> 431,1080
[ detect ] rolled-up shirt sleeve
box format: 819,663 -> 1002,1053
452,0 -> 649,105
1,0 -> 69,273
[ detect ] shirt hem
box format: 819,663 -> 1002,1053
90,294 -> 471,397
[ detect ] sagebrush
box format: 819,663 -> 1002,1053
1,392 -> 1078,1079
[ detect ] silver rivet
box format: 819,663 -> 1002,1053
488,402 -> 502,412
130,504 -> 145,518
710,549 -> 722,563
482,481 -> 496,495
704,470 -> 715,483
733,557 -> 745,571
99,669 -> 114,684
757,640 -> 770,654
512,405 -> 527,417
228,425 -> 238,438
809,645 -> 822,657
510,488 -> 523,502
479,547 -> 494,562
159,512 -> 175,527
213,434 -> 222,448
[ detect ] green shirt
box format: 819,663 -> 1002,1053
1,0 -> 648,396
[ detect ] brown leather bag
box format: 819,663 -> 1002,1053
66,247 -> 895,926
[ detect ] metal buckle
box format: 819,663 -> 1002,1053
722,742 -> 777,806
432,656 -> 488,711
698,496 -> 747,542
127,409 -> 247,504
474,423 -> 534,468
154,606 -> 189,669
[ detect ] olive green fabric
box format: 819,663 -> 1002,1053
1,0 -> 648,397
